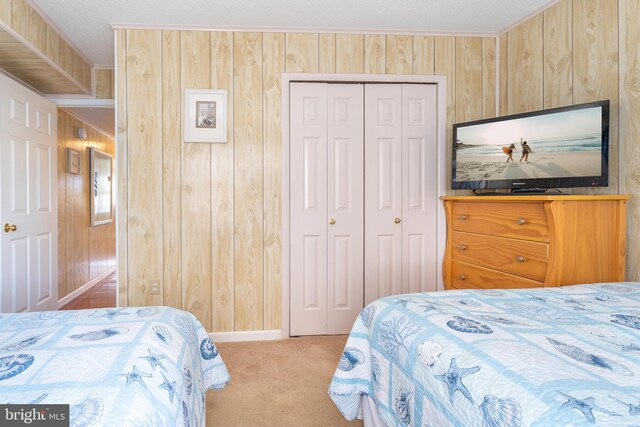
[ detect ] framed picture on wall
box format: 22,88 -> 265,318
67,148 -> 80,174
183,89 -> 227,143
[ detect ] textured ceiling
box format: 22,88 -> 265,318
31,0 -> 557,67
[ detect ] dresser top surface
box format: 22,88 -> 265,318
440,194 -> 630,202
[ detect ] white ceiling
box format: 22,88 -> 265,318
31,0 -> 557,67
62,106 -> 115,138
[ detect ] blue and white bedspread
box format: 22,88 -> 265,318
329,282 -> 640,426
0,306 -> 230,427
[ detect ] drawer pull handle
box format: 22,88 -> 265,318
515,255 -> 526,263
460,214 -> 467,220
460,244 -> 467,251
459,274 -> 467,281
517,218 -> 526,225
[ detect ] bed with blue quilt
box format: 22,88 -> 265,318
329,282 -> 640,426
0,306 -> 230,426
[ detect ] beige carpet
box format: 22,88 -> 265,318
207,335 -> 364,427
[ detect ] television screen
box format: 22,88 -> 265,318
452,100 -> 609,192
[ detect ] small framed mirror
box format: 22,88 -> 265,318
90,148 -> 112,226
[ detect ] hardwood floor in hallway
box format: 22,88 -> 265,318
60,272 -> 117,310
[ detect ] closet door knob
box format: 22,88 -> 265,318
394,217 -> 401,224
329,218 -> 336,225
517,217 -> 526,225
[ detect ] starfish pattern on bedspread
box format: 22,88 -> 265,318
97,308 -> 129,320
140,348 -> 167,371
609,396 -> 640,416
559,392 -> 619,423
434,358 -> 480,404
159,372 -> 177,403
121,365 -> 153,388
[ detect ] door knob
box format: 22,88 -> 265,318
3,223 -> 17,233
394,217 -> 401,224
329,218 -> 336,225
517,218 -> 526,225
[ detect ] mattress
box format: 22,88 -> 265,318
329,282 -> 640,426
0,306 -> 230,426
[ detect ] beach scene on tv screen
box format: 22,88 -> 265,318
454,107 -> 603,182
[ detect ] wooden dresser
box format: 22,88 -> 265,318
441,195 -> 629,290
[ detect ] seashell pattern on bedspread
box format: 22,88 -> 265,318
329,282 -> 640,426
0,306 -> 230,427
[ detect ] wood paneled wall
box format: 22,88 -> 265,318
500,0 -> 640,280
117,29 -> 496,332
619,0 -> 640,281
0,0 -> 91,94
57,109 -> 116,299
94,68 -> 114,99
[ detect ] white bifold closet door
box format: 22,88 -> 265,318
290,83 -> 364,336
289,82 -> 437,335
364,83 -> 438,305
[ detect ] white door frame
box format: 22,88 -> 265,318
281,73 -> 448,338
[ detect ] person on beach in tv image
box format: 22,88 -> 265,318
505,143 -> 516,162
520,138 -> 532,162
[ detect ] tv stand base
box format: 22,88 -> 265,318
510,188 -> 548,194
472,188 -> 564,196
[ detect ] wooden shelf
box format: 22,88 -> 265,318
0,0 -> 91,95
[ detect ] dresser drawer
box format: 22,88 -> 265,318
451,202 -> 549,242
451,231 -> 549,282
450,260 -> 543,290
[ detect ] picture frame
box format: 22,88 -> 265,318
67,148 -> 80,174
183,89 -> 227,143
89,147 -> 113,226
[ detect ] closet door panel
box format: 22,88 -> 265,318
290,81 -> 439,335
290,83 -> 328,335
402,84 -> 438,293
365,84 -> 403,304
327,84 -> 364,334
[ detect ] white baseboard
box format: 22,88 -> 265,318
57,267 -> 116,308
209,329 -> 284,343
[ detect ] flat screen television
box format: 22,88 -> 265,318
451,100 -> 609,193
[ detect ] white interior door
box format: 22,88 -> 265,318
326,84 -> 363,334
290,83 -> 328,335
290,83 -> 364,336
364,83 -> 438,303
364,84 -> 403,305
0,73 -> 58,313
289,80 -> 438,334
401,84 -> 438,294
